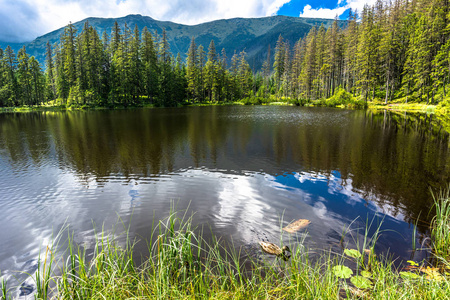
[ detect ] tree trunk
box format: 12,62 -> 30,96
385,77 -> 389,104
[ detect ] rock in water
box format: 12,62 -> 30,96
283,219 -> 311,233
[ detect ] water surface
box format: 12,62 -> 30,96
0,106 -> 449,297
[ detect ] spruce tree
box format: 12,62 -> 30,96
186,37 -> 198,101
205,40 -> 218,101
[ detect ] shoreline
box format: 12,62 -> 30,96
2,188 -> 450,299
0,101 -> 440,114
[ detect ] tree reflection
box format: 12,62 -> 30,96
0,107 -> 448,230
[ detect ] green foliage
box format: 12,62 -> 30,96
400,271 -> 421,280
240,96 -> 268,105
361,270 -> 372,278
344,248 -> 362,259
315,87 -> 368,109
3,0 -> 450,108
332,265 -> 353,279
350,275 -> 373,289
436,97 -> 450,115
287,97 -> 309,106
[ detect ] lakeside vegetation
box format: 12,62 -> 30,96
1,188 -> 450,299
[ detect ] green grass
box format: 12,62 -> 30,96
2,191 -> 450,299
369,102 -> 437,113
431,186 -> 450,262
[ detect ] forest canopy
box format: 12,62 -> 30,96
0,0 -> 448,108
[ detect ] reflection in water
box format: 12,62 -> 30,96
0,106 -> 449,296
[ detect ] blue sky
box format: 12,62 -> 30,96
0,0 -> 375,43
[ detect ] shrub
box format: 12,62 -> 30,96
315,87 -> 368,109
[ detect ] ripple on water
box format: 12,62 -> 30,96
0,107 -> 444,295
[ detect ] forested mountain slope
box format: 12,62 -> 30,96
0,14 -> 341,69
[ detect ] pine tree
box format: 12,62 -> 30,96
281,41 -> 291,98
129,24 -> 142,102
17,46 -> 32,105
2,46 -> 19,106
261,45 -> 271,97
196,44 -> 206,102
30,56 -> 44,105
219,48 -> 228,102
158,28 -> 173,106
141,27 -> 159,103
90,27 -> 107,102
238,50 -> 252,98
45,42 -> 56,100
186,37 -> 198,101
110,21 -> 121,56
343,9 -> 359,95
291,39 -> 305,99
205,40 -> 218,101
273,35 -> 285,95
316,25 -> 327,98
54,44 -> 69,101
230,52 -> 240,100
0,47 -> 6,106
300,26 -> 317,99
174,53 -> 187,102
326,19 -> 344,97
61,22 -> 77,92
428,0 -> 449,102
357,5 -> 377,101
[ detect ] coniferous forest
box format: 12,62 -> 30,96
0,0 -> 449,108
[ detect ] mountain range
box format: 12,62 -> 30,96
0,14 -> 344,70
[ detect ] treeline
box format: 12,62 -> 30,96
268,0 -> 450,104
0,21 -> 255,107
0,0 -> 449,108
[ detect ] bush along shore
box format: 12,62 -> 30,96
5,85 -> 450,114
2,188 -> 450,299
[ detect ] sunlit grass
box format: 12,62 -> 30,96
369,102 -> 436,113
2,190 -> 450,299
431,186 -> 450,262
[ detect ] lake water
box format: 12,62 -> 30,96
0,106 -> 449,296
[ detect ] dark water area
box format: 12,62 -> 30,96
0,106 -> 449,297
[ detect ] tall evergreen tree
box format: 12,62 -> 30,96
273,35 -> 285,94
17,46 -> 32,105
186,37 -> 198,101
2,46 -> 19,105
45,42 -> 56,100
141,27 -> 159,103
196,44 -> 206,102
158,28 -> 173,106
205,40 -> 218,101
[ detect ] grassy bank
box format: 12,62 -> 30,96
2,188 -> 450,299
0,103 -> 160,113
369,102 -> 436,114
1,93 -> 446,114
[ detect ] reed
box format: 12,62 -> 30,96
2,195 -> 450,299
1,276 -> 7,300
431,186 -> 450,261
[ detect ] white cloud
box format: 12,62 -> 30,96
300,4 -> 347,19
300,0 -> 377,20
346,0 -> 378,14
266,0 -> 292,16
0,0 -> 293,42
